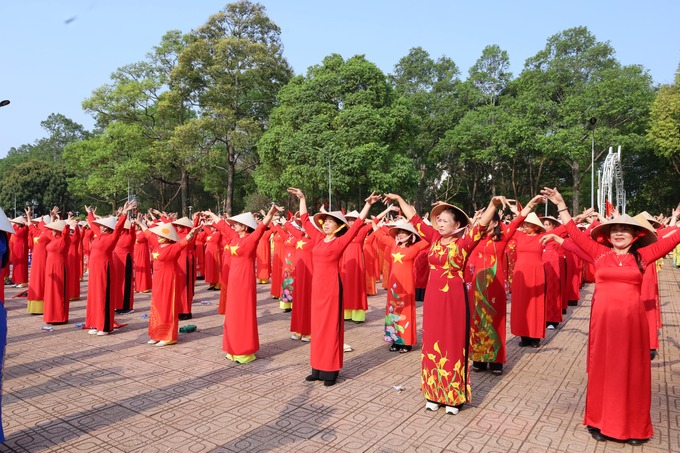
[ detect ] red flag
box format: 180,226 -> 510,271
605,199 -> 614,218
516,200 -> 523,212
341,207 -> 345,215
287,210 -> 294,220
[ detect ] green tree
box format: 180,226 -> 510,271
0,160 -> 70,216
75,30 -> 204,213
467,44 -> 512,107
64,122 -> 151,211
390,47 -> 464,211
256,54 -> 416,210
648,63 -> 680,175
512,27 -> 655,211
173,0 -> 293,214
0,114 -> 87,214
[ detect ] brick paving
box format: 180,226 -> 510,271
1,261 -> 679,452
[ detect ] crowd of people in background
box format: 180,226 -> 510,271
0,188 -> 679,446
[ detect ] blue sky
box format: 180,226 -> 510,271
1,0 -> 678,156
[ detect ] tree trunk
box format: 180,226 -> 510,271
415,162 -> 427,214
571,161 -> 581,213
180,169 -> 188,217
226,143 -> 235,216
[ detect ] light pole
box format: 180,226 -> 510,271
589,117 -> 597,208
328,156 -> 332,211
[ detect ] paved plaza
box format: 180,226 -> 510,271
1,261 -> 679,452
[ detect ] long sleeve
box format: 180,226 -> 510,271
354,223 -> 371,243
373,226 -> 394,250
639,230 -> 680,266
301,213 -> 324,243
213,219 -> 237,242
497,215 -> 526,249
409,214 -> 438,244
561,238 -> 594,264
87,212 -> 101,236
564,220 -> 613,261
283,222 -> 304,240
335,218 -> 365,249
144,229 -> 159,249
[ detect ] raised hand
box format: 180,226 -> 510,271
490,195 -> 510,211
540,187 -> 564,205
573,207 -> 595,224
382,193 -> 403,204
287,187 -> 305,199
364,191 -> 381,205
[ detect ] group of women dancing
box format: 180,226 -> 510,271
2,186 -> 679,447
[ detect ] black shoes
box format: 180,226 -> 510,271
588,426 -> 648,445
306,375 -> 335,386
472,362 -> 487,372
588,427 -> 608,442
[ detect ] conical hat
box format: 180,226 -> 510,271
638,211 -> 661,228
94,216 -> 118,230
172,216 -> 194,228
10,216 -> 26,225
227,212 -> 257,231
344,210 -> 360,219
591,214 -> 657,248
429,203 -> 470,227
45,220 -> 67,232
149,222 -> 179,242
522,212 -> 546,232
0,208 -> 14,234
539,215 -> 562,228
387,220 -> 421,241
313,211 -> 348,230
632,214 -> 657,235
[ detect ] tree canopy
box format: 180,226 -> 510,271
1,4 -> 676,217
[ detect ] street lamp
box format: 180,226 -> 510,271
589,117 -> 597,208
328,156 -> 332,211
0,100 -> 9,107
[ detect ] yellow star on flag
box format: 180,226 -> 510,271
230,245 -> 240,255
392,252 -> 405,263
152,252 -> 160,260
296,240 -> 307,249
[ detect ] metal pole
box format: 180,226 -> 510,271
328,156 -> 332,211
591,130 -> 595,208
589,117 -> 597,208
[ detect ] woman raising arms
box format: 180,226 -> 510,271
382,193 -> 507,414
542,187 -> 679,445
204,204 -> 283,364
288,187 -> 381,387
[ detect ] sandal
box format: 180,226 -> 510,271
399,346 -> 412,353
389,344 -> 401,352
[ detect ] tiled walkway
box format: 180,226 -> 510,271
1,262 -> 679,452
